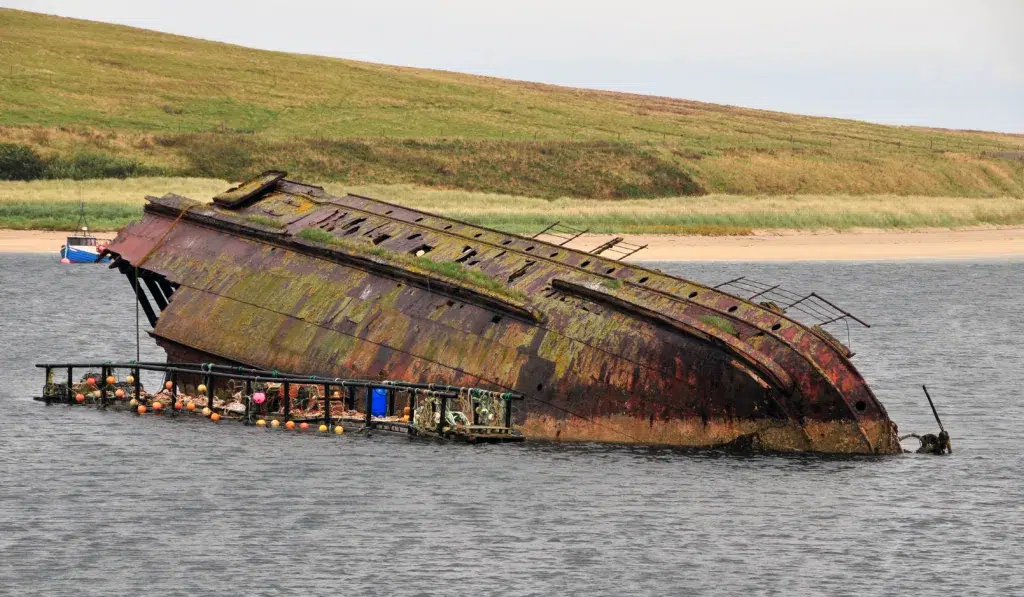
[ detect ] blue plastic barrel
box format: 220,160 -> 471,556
371,388 -> 388,417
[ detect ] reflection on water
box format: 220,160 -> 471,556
1,254 -> 1021,595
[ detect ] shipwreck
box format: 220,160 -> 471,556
98,171 -> 901,454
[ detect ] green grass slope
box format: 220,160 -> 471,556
1,8 -> 1022,198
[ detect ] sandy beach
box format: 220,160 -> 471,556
4,227 -> 1024,261
0,230 -> 116,254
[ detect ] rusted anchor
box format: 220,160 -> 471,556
900,385 -> 952,455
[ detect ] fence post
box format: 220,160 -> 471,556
100,366 -> 108,407
504,395 -> 513,429
437,394 -> 448,434
44,367 -> 52,405
322,384 -> 332,428
244,379 -> 252,424
364,386 -> 372,426
169,371 -> 177,409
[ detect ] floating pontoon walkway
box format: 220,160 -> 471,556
36,361 -> 525,444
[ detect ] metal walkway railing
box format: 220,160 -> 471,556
35,360 -> 524,442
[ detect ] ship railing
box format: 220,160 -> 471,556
713,276 -> 870,355
532,221 -> 589,246
34,361 -> 523,438
588,237 -> 648,260
533,221 -> 647,260
713,276 -> 870,329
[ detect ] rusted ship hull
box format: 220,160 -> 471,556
105,172 -> 900,454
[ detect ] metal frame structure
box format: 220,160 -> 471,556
36,360 -> 523,442
713,276 -> 870,328
532,221 -> 589,246
588,237 -> 648,260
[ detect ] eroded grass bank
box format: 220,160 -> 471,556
2,178 -> 1022,234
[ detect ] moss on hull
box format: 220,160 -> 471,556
296,228 -> 526,302
700,315 -> 739,337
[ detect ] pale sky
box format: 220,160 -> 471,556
6,0 -> 1023,132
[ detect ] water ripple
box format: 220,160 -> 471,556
1,255 -> 1021,595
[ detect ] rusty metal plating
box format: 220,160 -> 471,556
103,172 -> 901,454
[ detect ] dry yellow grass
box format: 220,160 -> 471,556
2,178 -> 1022,233
341,184 -> 1024,233
0,177 -> 225,206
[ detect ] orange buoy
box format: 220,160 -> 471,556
86,377 -> 96,387
201,407 -> 211,417
299,422 -> 310,431
106,375 -> 116,386
401,415 -> 409,423
210,412 -> 221,422
334,425 -> 344,435
270,419 -> 280,428
403,406 -> 411,416
137,405 -> 147,414
318,424 -> 328,432
285,420 -> 296,430
152,401 -> 163,411
126,375 -> 135,385
164,381 -> 174,391
197,384 -> 207,394
74,393 -> 85,403
186,401 -> 196,412
173,401 -> 184,410
114,389 -> 125,399
256,419 -> 267,427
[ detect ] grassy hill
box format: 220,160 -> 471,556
2,7 -> 1022,201
1,8 -> 1023,235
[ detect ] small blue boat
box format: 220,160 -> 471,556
59,201 -> 110,263
60,234 -> 110,263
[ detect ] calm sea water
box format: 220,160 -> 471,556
1,253 -> 1021,596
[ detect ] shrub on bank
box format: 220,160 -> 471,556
45,151 -> 155,179
0,143 -> 47,180
0,143 -> 159,180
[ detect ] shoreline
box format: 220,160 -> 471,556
3,227 -> 1024,261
